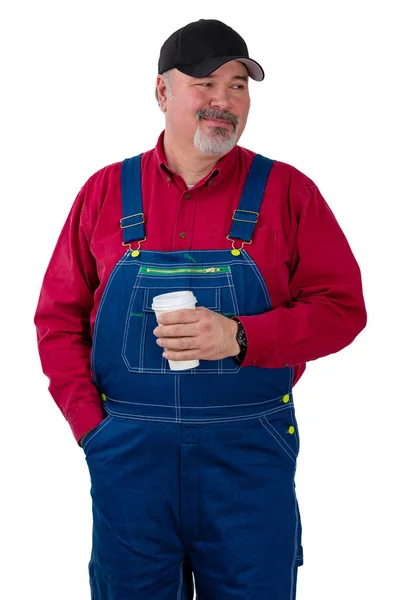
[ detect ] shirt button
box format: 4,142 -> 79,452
208,180 -> 214,186
184,193 -> 191,199
166,176 -> 171,182
179,232 -> 186,238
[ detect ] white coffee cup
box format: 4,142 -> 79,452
151,291 -> 199,371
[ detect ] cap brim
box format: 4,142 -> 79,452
177,55 -> 265,82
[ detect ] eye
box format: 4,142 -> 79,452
199,82 -> 213,87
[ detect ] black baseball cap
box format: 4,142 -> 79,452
158,19 -> 264,82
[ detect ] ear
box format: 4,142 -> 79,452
156,74 -> 168,112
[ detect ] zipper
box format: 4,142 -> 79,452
139,266 -> 230,275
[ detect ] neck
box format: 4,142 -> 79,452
163,129 -> 222,186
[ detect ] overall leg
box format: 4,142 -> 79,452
83,417 -> 188,600
189,413 -> 303,600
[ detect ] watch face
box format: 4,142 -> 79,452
236,323 -> 247,349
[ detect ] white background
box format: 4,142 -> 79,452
1,1 -> 398,598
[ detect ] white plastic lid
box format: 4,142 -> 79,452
151,290 -> 197,311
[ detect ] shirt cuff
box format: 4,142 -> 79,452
234,314 -> 277,368
66,400 -> 106,445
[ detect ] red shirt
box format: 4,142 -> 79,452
34,131 -> 367,443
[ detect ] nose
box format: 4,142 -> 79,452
208,86 -> 233,112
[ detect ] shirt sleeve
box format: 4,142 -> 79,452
237,183 -> 367,369
34,182 -> 105,444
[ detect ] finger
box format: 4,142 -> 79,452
162,348 -> 200,361
157,308 -> 201,325
153,323 -> 198,338
158,337 -> 198,351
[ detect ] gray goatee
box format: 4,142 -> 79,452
193,109 -> 239,155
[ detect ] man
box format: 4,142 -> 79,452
34,18 -> 367,600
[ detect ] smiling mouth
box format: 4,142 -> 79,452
203,118 -> 233,127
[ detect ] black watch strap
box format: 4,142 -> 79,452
232,317 -> 248,362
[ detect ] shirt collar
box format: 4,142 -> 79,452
154,130 -> 240,188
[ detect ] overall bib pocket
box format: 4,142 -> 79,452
121,265 -> 241,374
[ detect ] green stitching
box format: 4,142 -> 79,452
130,313 -> 144,317
184,253 -> 197,263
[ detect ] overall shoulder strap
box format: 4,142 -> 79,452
120,154 -> 145,244
228,154 -> 275,243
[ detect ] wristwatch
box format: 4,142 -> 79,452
232,317 -> 248,362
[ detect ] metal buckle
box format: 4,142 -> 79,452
232,209 -> 259,224
120,213 -> 145,229
122,237 -> 147,257
226,235 -> 252,255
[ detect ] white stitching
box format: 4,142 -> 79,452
121,252 -> 244,265
290,486 -> 300,599
104,407 -> 292,424
140,288 -> 150,371
226,272 -> 240,315
259,417 -> 296,464
82,416 -> 114,452
142,287 -> 219,310
242,250 -> 272,310
118,366 -> 241,374
174,375 -> 181,422
262,414 -> 298,459
121,272 -> 143,370
139,302 -> 148,372
91,252 -> 129,385
101,392 -> 287,409
122,275 -> 239,374
289,404 -> 300,454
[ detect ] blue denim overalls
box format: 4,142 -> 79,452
82,154 -> 304,599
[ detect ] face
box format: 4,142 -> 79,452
157,60 -> 251,156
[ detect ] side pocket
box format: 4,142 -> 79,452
259,406 -> 300,463
81,415 -> 114,453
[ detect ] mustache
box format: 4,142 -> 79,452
196,109 -> 238,128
